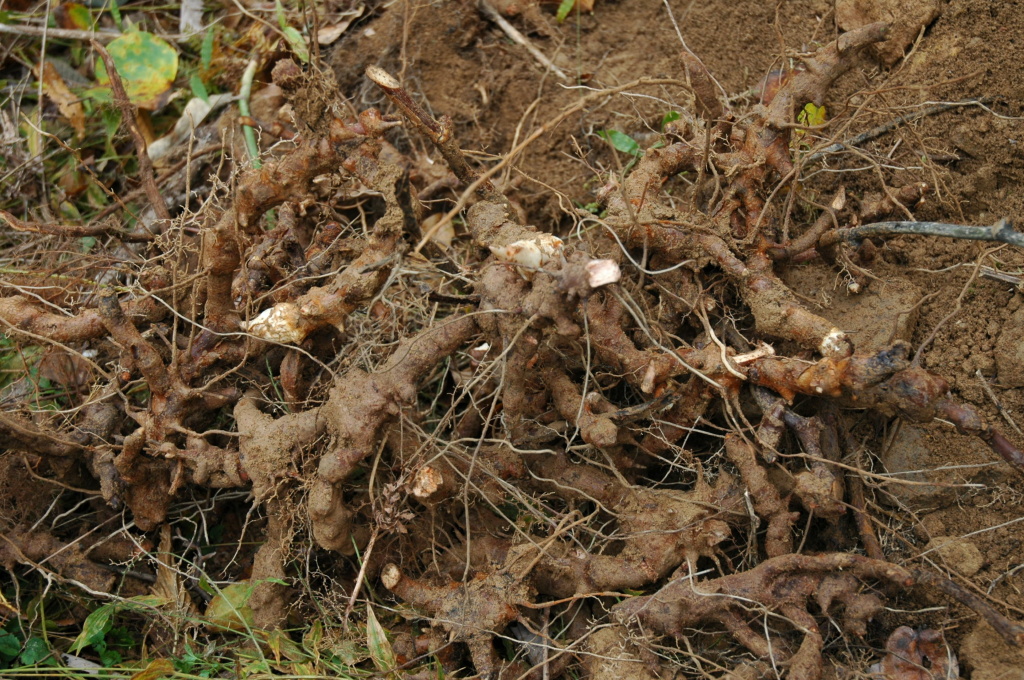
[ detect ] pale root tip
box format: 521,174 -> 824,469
381,563 -> 401,590
410,465 -> 443,498
585,259 -> 621,288
819,328 -> 850,357
365,65 -> 400,89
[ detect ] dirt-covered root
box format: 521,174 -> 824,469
613,553 -> 1024,680
746,343 -> 1024,470
2,6 -> 1024,678
582,625 -> 662,680
0,526 -> 115,594
869,627 -> 959,680
612,553 -> 909,680
381,543 -> 539,680
308,314 -> 478,551
525,452 -> 742,595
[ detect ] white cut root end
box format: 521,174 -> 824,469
641,361 -> 657,394
241,303 -> 309,345
381,563 -> 401,591
410,465 -> 444,499
365,65 -> 400,89
819,328 -> 849,357
733,343 -> 776,365
489,234 -> 563,271
585,259 -> 621,288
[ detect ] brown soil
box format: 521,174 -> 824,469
3,0 -> 1024,677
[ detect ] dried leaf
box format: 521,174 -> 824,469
317,5 -> 364,45
179,0 -> 204,35
423,213 -> 455,248
129,658 -> 175,680
151,525 -> 197,615
147,93 -> 232,161
36,62 -> 86,139
38,348 -> 91,390
61,654 -> 103,672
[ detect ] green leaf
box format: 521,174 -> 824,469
0,631 -> 20,658
597,129 -> 642,157
201,27 -> 215,70
276,0 -> 309,62
18,637 -> 50,666
91,31 -> 178,109
555,0 -> 576,22
99,648 -> 122,666
660,110 -> 681,129
70,595 -> 168,655
190,74 -> 209,102
281,26 -> 309,62
109,0 -> 122,30
365,605 -> 396,673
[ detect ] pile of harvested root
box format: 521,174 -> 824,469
2,21 -> 1024,680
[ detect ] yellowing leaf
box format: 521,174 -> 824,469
365,605 -> 396,673
797,102 -> 827,128
794,102 -> 826,149
263,628 -> 309,663
204,582 -> 255,632
92,32 -> 178,109
55,3 -> 93,31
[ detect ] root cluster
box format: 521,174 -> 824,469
2,20 -> 1023,680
